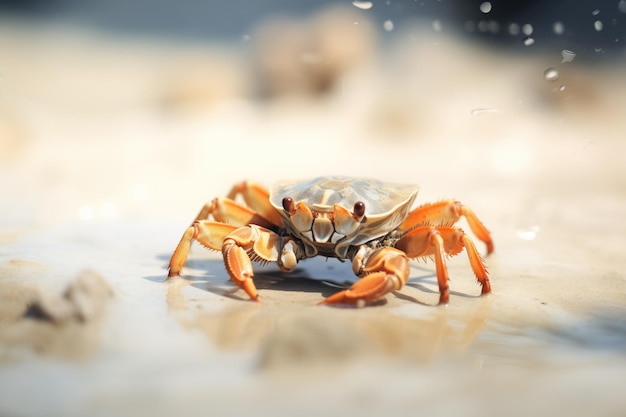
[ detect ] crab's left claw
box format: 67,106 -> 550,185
319,247 -> 409,306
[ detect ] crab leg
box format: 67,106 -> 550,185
168,221 -> 238,278
319,247 -> 410,306
192,197 -> 276,229
168,220 -> 300,301
395,226 -> 490,305
398,200 -> 494,255
226,181 -> 284,227
222,225 -> 280,301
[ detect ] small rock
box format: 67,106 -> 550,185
26,270 -> 114,324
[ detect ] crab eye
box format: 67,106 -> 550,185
282,196 -> 295,214
353,201 -> 365,219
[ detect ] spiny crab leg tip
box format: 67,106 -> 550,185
486,241 -> 495,255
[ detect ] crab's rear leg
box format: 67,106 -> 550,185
395,225 -> 490,305
319,247 -> 410,306
226,181 -> 284,227
192,197 -> 276,229
399,200 -> 494,255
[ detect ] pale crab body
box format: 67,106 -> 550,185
269,176 -> 418,259
168,176 -> 494,306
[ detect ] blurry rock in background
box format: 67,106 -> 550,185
250,6 -> 377,98
157,48 -> 250,112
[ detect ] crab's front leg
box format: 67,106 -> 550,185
168,221 -> 238,278
168,221 -> 301,301
319,246 -> 410,306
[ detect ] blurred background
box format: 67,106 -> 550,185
1,0 -> 625,227
1,1 -> 625,417
2,0 -> 625,56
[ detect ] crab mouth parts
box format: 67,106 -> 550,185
305,214 -> 342,244
281,197 -> 366,245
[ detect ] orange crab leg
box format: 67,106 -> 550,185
227,181 -> 283,227
168,221 -> 238,278
430,231 -> 450,305
168,220 -> 296,302
398,200 -> 494,255
319,247 -> 410,306
192,197 -> 276,229
395,226 -> 490,305
222,225 -> 279,301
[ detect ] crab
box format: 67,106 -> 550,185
167,176 -> 494,306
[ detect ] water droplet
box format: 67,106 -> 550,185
522,23 -> 533,35
561,49 -> 576,63
516,225 -> 540,241
619,0 -> 626,14
594,20 -> 603,31
383,20 -> 394,31
479,2 -> 492,13
553,21 -> 564,35
592,9 -> 600,16
352,1 -> 373,10
523,37 -> 535,46
508,23 -> 520,35
559,85 -> 566,92
432,19 -> 442,32
544,68 -> 559,82
470,108 -> 499,116
487,20 -> 500,33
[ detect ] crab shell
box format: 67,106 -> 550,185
270,176 -> 418,258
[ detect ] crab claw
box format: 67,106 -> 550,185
319,247 -> 409,306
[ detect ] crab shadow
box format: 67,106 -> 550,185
148,254 -> 346,301
147,253 -> 470,306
